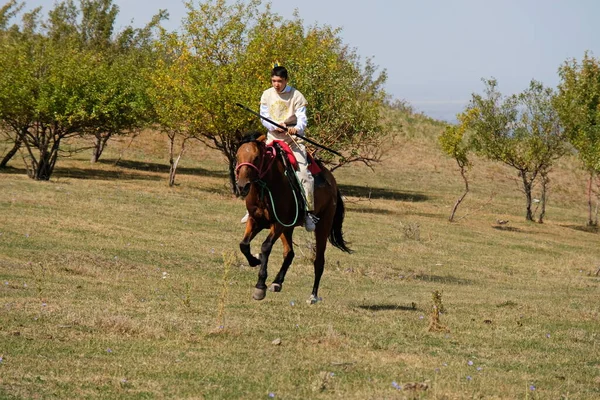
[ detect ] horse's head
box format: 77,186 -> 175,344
235,133 -> 267,196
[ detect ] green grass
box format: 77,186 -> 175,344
1,128 -> 599,399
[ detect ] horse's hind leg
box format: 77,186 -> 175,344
240,219 -> 261,267
308,212 -> 333,304
270,229 -> 295,293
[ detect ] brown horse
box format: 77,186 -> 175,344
235,133 -> 352,303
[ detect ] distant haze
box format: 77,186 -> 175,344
411,102 -> 467,123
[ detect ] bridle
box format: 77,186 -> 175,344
235,141 -> 277,181
235,140 -> 301,227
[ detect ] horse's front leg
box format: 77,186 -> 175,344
270,228 -> 295,293
240,218 -> 262,267
253,225 -> 283,301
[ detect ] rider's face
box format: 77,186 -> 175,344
271,76 -> 287,93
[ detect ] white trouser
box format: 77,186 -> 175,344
267,133 -> 314,211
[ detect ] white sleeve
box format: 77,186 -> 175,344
294,106 -> 308,136
260,103 -> 279,131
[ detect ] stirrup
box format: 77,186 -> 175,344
304,213 -> 318,232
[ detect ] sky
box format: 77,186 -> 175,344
20,0 -> 600,121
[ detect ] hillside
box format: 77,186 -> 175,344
1,113 -> 599,399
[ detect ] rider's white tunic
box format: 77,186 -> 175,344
260,86 -> 314,211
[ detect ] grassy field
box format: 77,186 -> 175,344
1,117 -> 599,399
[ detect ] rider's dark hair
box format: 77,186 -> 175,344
271,66 -> 288,80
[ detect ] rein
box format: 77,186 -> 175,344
257,180 -> 300,227
236,142 -> 300,227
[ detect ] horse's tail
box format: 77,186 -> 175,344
329,189 -> 353,253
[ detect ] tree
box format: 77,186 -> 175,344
254,15 -> 388,169
0,5 -> 106,179
18,39 -> 111,179
0,0 -> 162,179
148,0 -> 267,187
554,52 -> 600,226
44,0 -> 164,163
148,31 -> 205,187
466,79 -> 567,222
439,109 -> 476,222
150,0 -> 389,191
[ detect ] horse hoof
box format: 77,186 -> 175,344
249,258 -> 261,267
269,283 -> 282,292
306,295 -> 322,305
249,254 -> 261,267
252,288 -> 266,301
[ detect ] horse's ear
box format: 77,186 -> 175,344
257,134 -> 266,142
235,129 -> 243,141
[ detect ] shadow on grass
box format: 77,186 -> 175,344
54,167 -> 163,181
2,165 -> 163,181
492,226 -> 522,233
338,183 -> 429,202
414,274 -> 473,285
0,166 -> 27,175
50,159 -> 229,181
348,207 -> 401,216
561,224 -> 599,234
100,159 -> 228,178
356,304 -> 419,312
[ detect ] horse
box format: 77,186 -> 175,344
235,132 -> 352,303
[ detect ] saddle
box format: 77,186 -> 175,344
269,140 -> 327,219
270,139 -> 322,176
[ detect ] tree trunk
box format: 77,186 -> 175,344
449,164 -> 469,222
31,139 -> 60,181
91,132 -> 112,163
537,171 -> 548,224
227,154 -> 240,196
521,171 -> 534,222
168,137 -> 186,187
587,171 -> 596,226
0,134 -> 22,168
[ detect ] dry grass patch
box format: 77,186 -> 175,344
2,123 -> 600,398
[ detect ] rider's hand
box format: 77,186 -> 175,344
287,127 -> 298,135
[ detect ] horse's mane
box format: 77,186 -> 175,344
239,131 -> 266,145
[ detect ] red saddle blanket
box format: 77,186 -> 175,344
270,140 -> 322,175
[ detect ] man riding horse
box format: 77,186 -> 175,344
235,65 -> 351,302
241,65 -> 318,231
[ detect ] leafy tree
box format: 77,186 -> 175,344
151,0 -> 389,191
253,15 -> 388,169
466,79 -> 567,222
554,52 -> 600,225
0,0 -> 162,178
148,0 -> 267,188
439,109 -> 476,222
44,0 -> 164,163
0,3 -> 100,178
148,31 -> 203,187
18,38 -> 111,179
